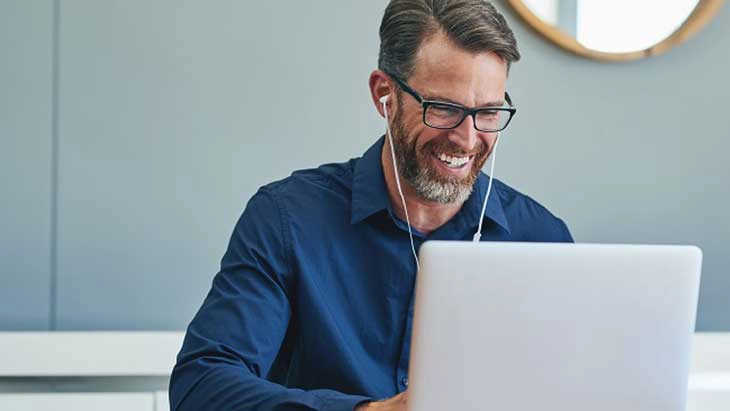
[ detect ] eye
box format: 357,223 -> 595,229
427,104 -> 461,118
477,109 -> 499,119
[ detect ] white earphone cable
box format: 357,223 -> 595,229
382,96 -> 421,272
473,132 -> 501,242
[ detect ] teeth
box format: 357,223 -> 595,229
437,153 -> 470,167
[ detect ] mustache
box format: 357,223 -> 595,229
422,138 -> 489,158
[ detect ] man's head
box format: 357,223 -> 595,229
370,0 -> 520,204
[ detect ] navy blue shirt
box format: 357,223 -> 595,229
170,137 -> 573,411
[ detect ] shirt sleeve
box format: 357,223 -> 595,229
169,188 -> 372,411
555,217 -> 574,243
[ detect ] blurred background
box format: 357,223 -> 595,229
1,0 -> 728,334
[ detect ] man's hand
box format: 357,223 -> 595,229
355,391 -> 408,411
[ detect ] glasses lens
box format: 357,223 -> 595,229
424,104 -> 464,129
475,109 -> 511,132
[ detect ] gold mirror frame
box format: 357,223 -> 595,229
506,0 -> 725,62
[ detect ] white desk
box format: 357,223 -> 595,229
687,333 -> 730,411
0,332 -> 728,411
0,332 -> 181,411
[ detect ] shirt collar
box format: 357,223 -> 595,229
462,172 -> 511,234
351,137 -> 391,224
350,136 -> 511,234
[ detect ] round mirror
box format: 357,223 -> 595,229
507,0 -> 724,61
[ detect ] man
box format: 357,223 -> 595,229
170,1 -> 572,410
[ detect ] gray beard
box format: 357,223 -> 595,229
409,165 -> 474,204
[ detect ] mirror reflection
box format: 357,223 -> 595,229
521,0 -> 700,53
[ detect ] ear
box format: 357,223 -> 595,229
369,70 -> 396,118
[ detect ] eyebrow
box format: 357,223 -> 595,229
422,93 -> 505,108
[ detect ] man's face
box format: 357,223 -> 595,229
390,31 -> 509,204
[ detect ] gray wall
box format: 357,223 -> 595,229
1,0 -> 53,330
1,0 -> 728,331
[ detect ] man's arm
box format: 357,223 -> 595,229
355,391 -> 408,411
555,217 -> 574,243
169,189 -> 371,411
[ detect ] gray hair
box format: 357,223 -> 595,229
378,0 -> 521,80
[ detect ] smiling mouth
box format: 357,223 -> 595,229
434,152 -> 474,169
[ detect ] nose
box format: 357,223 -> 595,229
448,113 -> 479,153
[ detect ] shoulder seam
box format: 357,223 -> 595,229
495,179 -> 555,217
258,186 -> 294,298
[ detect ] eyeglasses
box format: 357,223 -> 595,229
385,72 -> 517,133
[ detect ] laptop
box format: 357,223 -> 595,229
408,241 -> 702,411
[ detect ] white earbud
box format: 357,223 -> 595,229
380,94 -> 390,105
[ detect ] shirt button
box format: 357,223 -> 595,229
401,377 -> 409,387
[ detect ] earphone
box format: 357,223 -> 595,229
379,92 -> 501,271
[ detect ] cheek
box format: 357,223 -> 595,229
413,127 -> 449,154
402,111 -> 425,137
481,133 -> 499,151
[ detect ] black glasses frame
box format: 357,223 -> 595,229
385,72 -> 517,132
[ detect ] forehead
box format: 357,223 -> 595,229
409,31 -> 508,104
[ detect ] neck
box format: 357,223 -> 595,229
381,142 -> 464,236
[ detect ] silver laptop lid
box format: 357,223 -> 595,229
408,242 -> 702,411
